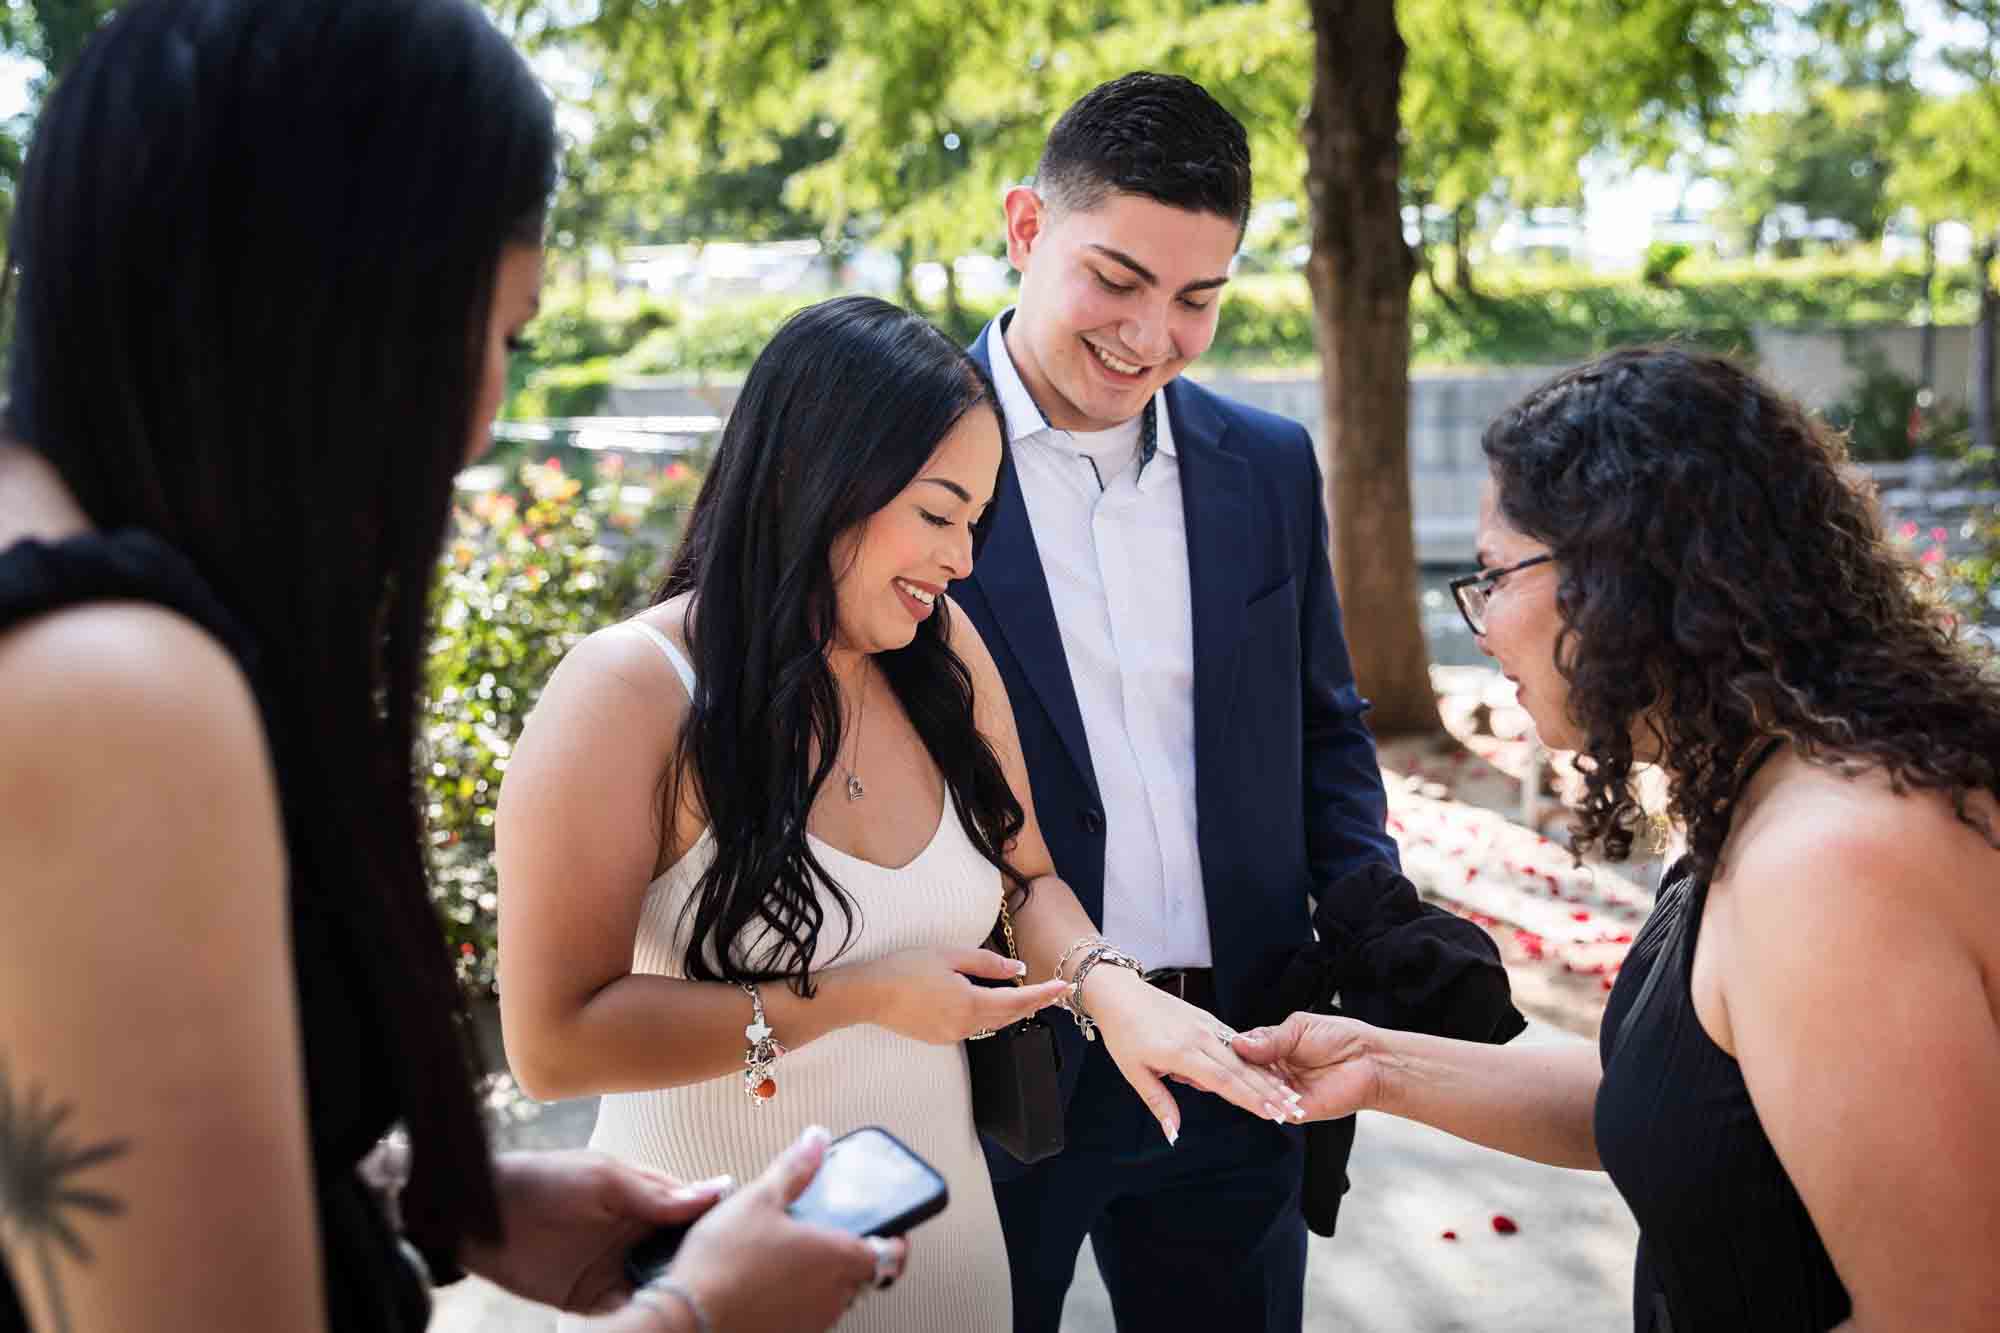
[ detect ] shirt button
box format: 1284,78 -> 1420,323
1079,808 -> 1105,835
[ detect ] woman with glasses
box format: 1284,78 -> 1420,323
1238,345 -> 2000,1332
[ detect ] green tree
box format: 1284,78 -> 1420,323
508,0 -> 1772,736
1891,84 -> 2000,457
1712,6 -> 1919,255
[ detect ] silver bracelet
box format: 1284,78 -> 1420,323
1054,934 -> 1106,984
741,981 -> 783,1107
634,1276 -> 713,1333
1064,944 -> 1144,1042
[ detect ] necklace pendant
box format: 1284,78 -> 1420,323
845,773 -> 866,801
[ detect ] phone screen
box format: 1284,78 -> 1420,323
786,1126 -> 949,1237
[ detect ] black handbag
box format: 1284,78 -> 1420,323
966,892 -> 1065,1164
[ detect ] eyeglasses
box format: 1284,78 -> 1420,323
1449,553 -> 1554,637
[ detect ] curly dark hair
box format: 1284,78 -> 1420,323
1482,344 -> 2000,882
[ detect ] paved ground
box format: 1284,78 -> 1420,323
434,667 -> 1652,1331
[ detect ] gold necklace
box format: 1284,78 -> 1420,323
837,659 -> 869,801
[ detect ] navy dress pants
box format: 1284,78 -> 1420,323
992,1037 -> 1308,1333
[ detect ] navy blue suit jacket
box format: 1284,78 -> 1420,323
959,330 -> 1400,1176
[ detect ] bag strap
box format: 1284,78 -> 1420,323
994,892 -> 1024,988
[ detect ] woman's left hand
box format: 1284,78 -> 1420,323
1084,970 -> 1305,1145
460,1149 -> 733,1314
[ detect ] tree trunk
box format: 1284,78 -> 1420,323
1303,0 -> 1441,738
897,238 -> 920,311
943,257 -> 965,341
1976,234 -> 1996,465
1451,203 -> 1479,301
1916,223 -> 1937,458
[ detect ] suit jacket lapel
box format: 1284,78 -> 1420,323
967,331 -> 1100,799
1168,378 -> 1252,786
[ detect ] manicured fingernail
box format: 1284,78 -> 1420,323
1163,1122 -> 1179,1147
1290,1103 -> 1307,1121
801,1124 -> 832,1148
1284,1087 -> 1303,1104
1012,960 -> 1029,976
1266,1102 -> 1290,1124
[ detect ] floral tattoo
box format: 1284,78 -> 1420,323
0,1058 -> 131,1333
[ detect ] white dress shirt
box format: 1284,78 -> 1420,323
985,311 -> 1211,969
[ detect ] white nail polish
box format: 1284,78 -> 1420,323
1164,1124 -> 1179,1147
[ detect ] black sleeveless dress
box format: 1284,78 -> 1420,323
0,531 -> 434,1331
1595,852 -> 1852,1331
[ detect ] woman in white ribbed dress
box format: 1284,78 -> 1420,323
496,297 -> 1304,1333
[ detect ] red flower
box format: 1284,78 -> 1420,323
1441,1230 -> 1458,1241
1932,527 -> 1950,543
460,942 -> 475,956
1899,521 -> 1919,540
1492,1214 -> 1519,1234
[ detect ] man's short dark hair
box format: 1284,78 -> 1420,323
1036,72 -> 1252,231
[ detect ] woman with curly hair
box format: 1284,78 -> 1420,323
1234,345 -> 2000,1332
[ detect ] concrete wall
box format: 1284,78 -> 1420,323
603,327 -> 1993,567
1753,322 -> 1984,418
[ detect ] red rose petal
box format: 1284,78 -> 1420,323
1441,1230 -> 1458,1241
1571,910 -> 1592,921
1492,1214 -> 1518,1234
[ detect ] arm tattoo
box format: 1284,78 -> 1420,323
0,1058 -> 131,1333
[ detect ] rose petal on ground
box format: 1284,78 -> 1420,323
1492,1214 -> 1519,1234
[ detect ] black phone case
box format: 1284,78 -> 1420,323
621,1126 -> 949,1291
788,1126 -> 950,1236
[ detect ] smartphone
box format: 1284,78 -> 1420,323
624,1126 -> 950,1289
786,1125 -> 950,1237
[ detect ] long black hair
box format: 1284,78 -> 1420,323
659,295 -> 1026,994
8,0 -> 557,1249
1483,345 -> 2000,882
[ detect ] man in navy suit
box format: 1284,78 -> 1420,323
954,72 -> 1403,1333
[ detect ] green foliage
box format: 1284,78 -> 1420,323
500,0 -> 1768,282
1820,344 -> 1970,464
513,358 -> 618,418
1891,86 -> 2000,236
619,296 -> 815,377
1642,242 -> 1694,288
424,453 -> 704,992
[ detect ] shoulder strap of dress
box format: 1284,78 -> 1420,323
623,620 -> 697,699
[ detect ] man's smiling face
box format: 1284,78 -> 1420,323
1002,187 -> 1239,433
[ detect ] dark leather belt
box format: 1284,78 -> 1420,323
1144,967 -> 1216,1011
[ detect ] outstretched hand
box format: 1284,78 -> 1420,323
1230,1012 -> 1382,1123
1084,970 -> 1307,1144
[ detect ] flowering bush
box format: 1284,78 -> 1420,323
1894,511 -> 2000,660
425,453 -> 704,993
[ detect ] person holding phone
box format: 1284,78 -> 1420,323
0,2 -> 890,1329
496,296 -> 1305,1333
1233,346 -> 2000,1333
